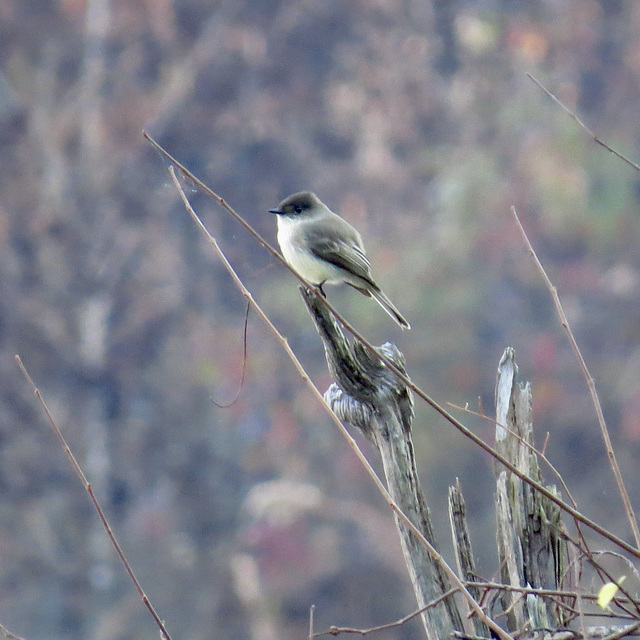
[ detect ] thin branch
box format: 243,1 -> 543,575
143,132 -> 640,561
448,402 -> 578,509
466,581 -> 639,611
601,622 -> 640,640
168,167 -> 514,640
588,550 -> 640,617
312,588 -> 460,638
527,73 -> 640,173
454,623 -> 640,640
591,551 -> 640,585
511,206 -> 640,549
211,298 -> 251,408
14,356 -> 174,640
0,623 -> 26,640
559,529 -> 640,619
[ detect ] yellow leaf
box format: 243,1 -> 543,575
597,577 -> 626,609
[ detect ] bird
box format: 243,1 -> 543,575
269,191 -> 410,329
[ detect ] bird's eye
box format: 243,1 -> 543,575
295,206 -> 302,213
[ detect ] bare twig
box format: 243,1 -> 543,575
601,622 -> 640,640
591,551 -> 640,585
211,298 -> 251,408
14,356 -> 174,640
448,402 -> 578,509
0,622 -> 26,640
312,588 -> 460,638
560,529 -> 640,619
466,581 -> 639,613
144,132 -> 640,560
527,74 -> 640,173
511,206 -> 640,549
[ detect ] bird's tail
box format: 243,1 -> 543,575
370,288 -> 411,330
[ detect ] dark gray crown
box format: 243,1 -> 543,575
270,192 -> 319,216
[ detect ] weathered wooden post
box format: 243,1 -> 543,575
301,288 -> 463,640
494,347 -> 566,633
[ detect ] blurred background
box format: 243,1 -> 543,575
2,1 -> 640,639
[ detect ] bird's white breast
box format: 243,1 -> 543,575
276,215 -> 339,284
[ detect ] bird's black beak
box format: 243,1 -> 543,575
269,207 -> 282,215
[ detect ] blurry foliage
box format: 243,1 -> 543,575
1,1 -> 640,639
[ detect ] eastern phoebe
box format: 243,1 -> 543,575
269,192 -> 411,330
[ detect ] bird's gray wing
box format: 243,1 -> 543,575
305,229 -> 376,286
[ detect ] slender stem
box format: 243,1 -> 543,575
527,73 -> 640,173
15,356 -> 174,640
512,206 -> 640,549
